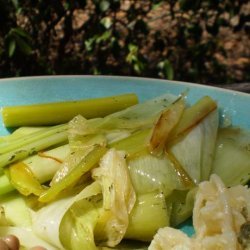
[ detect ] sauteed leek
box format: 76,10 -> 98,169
0,92 -> 249,249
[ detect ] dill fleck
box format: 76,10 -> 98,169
8,154 -> 16,161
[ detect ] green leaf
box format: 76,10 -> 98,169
63,1 -> 70,10
8,39 -> 16,57
158,60 -> 174,80
12,28 -> 32,41
133,61 -> 144,74
84,36 -> 97,51
96,30 -> 112,43
128,43 -> 138,53
126,44 -> 138,63
165,62 -> 174,80
11,0 -> 18,9
179,0 -> 201,11
99,0 -> 110,12
15,36 -> 32,55
152,1 -> 163,10
100,17 -> 113,29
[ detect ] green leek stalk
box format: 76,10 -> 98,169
0,174 -> 14,195
110,129 -> 151,158
0,126 -> 46,144
149,96 -> 185,155
2,93 -> 138,127
0,144 -> 70,196
0,124 -> 68,168
125,191 -> 169,241
166,188 -> 197,226
39,145 -> 107,203
212,127 -> 250,186
7,162 -> 45,196
23,144 -> 70,183
168,96 -> 217,144
0,124 -> 67,154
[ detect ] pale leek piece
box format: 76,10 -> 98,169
169,109 -> 219,184
0,124 -> 68,168
8,162 -> 45,196
0,192 -> 57,249
60,194 -> 102,250
51,134 -> 107,185
125,191 -> 170,242
0,126 -> 46,144
38,145 -> 107,203
128,153 -> 185,197
66,93 -> 178,138
212,127 -> 250,186
0,124 -> 67,155
168,96 -> 217,143
166,188 -> 197,226
0,144 -> 70,197
33,181 -> 102,249
110,129 -> 151,158
24,144 -> 70,183
2,93 -> 139,127
0,174 -> 14,196
92,149 -> 136,247
0,192 -> 32,227
149,96 -> 185,155
60,152 -> 167,249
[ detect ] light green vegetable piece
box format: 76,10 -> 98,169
39,145 -> 107,203
33,181 -> 102,249
125,191 -> 170,242
0,124 -> 68,168
212,127 -> 250,186
128,153 -> 185,197
2,93 -> 139,127
0,144 -> 70,197
92,148 -> 136,247
67,93 -> 178,138
169,109 -> 219,183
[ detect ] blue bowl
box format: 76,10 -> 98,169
0,75 -> 249,236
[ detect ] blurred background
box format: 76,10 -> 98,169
0,0 -> 249,87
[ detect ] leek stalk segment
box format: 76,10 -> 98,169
166,188 -> 197,226
2,93 -> 139,127
60,194 -> 102,250
92,149 -> 136,247
50,133 -> 107,185
0,174 -> 14,195
0,126 -> 46,144
128,153 -> 185,197
149,96 -> 185,155
0,124 -> 68,168
0,192 -> 32,227
0,144 -> 70,197
125,191 -> 170,242
24,144 -> 70,183
7,162 -> 45,196
0,124 -> 67,154
39,145 -> 107,203
110,129 -> 151,158
33,181 -> 102,249
212,127 -> 250,186
168,96 -> 217,143
169,109 -> 219,183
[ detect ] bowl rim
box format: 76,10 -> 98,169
0,75 -> 249,97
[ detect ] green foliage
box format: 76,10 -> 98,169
0,0 -> 249,84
